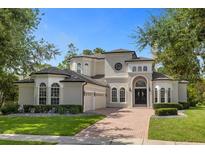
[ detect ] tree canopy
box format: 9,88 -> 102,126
0,9 -> 59,105
0,9 -> 59,76
133,8 -> 205,82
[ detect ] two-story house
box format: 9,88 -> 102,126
15,49 -> 188,111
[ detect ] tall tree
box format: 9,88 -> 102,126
133,8 -> 205,82
58,43 -> 78,69
93,48 -> 105,54
0,72 -> 18,106
0,9 -> 59,76
83,49 -> 93,55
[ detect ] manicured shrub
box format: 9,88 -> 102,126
0,102 -> 19,115
189,101 -> 197,107
155,108 -> 178,116
69,106 -> 82,114
179,102 -> 190,109
153,103 -> 183,110
23,105 -> 82,114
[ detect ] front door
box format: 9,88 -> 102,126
135,89 -> 147,104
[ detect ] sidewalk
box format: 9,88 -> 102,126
0,134 -> 204,145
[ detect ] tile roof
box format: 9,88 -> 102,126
20,67 -> 108,87
152,72 -> 173,80
125,56 -> 154,62
104,48 -> 135,54
14,78 -> 34,83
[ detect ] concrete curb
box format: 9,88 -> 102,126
0,134 -> 204,145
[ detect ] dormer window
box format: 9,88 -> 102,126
77,63 -> 81,73
138,66 -> 142,72
132,66 -> 136,72
143,66 -> 147,72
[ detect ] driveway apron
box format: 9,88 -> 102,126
76,108 -> 154,139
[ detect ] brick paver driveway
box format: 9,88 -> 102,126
76,108 -> 154,139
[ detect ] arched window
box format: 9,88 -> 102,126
135,80 -> 146,88
120,88 -> 125,102
77,63 -> 81,73
51,83 -> 60,105
132,66 -> 136,72
155,88 -> 158,103
160,88 -> 165,103
84,63 -> 88,75
112,88 -> 117,102
39,83 -> 47,105
168,88 -> 171,102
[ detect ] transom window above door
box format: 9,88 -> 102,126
135,80 -> 146,88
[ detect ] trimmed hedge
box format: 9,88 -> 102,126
0,102 -> 19,115
179,102 -> 190,109
155,108 -> 178,116
153,103 -> 183,110
23,105 -> 83,114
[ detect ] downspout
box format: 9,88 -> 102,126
82,82 -> 87,112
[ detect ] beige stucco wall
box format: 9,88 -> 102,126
62,82 -> 83,105
106,78 -> 130,108
18,84 -> 34,105
70,58 -> 104,77
95,60 -> 105,75
178,83 -> 187,102
33,74 -> 65,105
104,53 -> 132,78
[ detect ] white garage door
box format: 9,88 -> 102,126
84,91 -> 106,112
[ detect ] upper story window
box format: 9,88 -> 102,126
77,63 -> 81,73
51,83 -> 60,105
39,83 -> 47,105
132,66 -> 136,72
84,63 -> 88,75
143,66 -> 147,72
138,66 -> 142,72
114,63 -> 122,71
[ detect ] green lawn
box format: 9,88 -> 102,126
149,106 -> 205,143
0,115 -> 104,136
0,139 -> 57,145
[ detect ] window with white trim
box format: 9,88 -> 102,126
155,88 -> 158,103
168,88 -> 171,103
112,88 -> 117,102
39,83 -> 47,105
120,88 -> 125,102
77,63 -> 81,73
160,88 -> 165,103
143,66 -> 147,72
132,66 -> 136,72
84,63 -> 88,75
138,66 -> 142,72
51,83 -> 60,105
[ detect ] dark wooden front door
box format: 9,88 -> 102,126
135,89 -> 147,104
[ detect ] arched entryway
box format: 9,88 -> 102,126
132,76 -> 148,107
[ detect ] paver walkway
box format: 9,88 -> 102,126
76,107 -> 154,139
